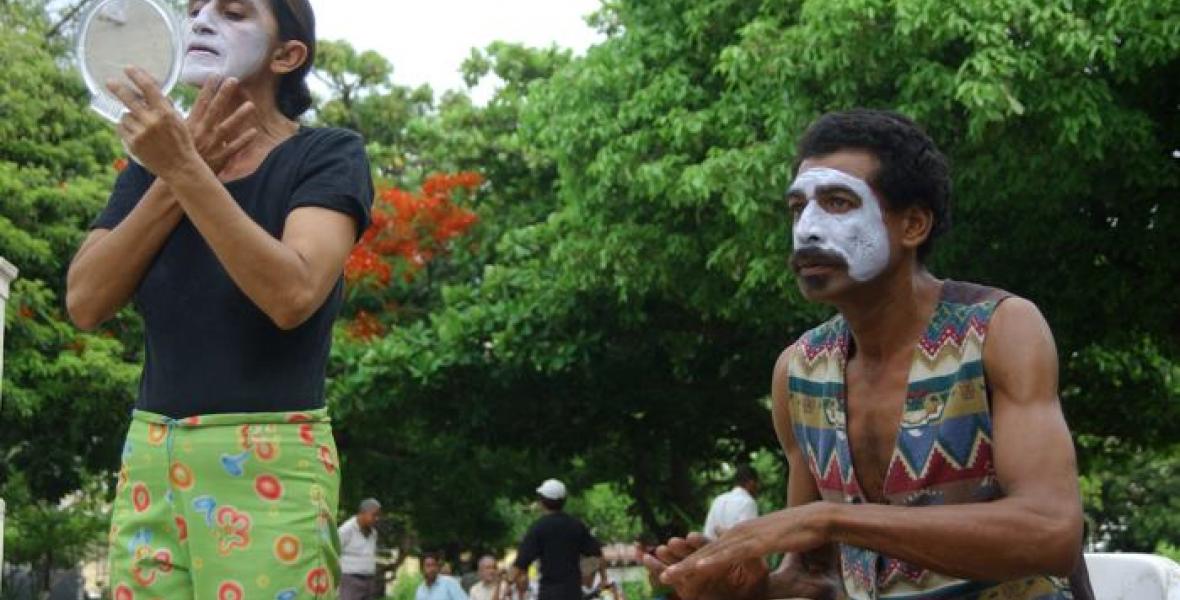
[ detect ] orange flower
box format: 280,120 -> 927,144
347,310 -> 385,341
346,172 -> 482,290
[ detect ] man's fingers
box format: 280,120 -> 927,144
654,544 -> 681,566
666,537 -> 697,561
685,531 -> 709,550
663,537 -> 728,582
640,554 -> 667,576
123,66 -> 168,109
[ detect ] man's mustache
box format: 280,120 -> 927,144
790,246 -> 848,270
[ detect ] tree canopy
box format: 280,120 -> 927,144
321,0 -> 1180,550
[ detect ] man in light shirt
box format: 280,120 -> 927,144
339,498 -> 384,600
468,555 -> 501,600
417,553 -> 469,600
702,464 -> 760,540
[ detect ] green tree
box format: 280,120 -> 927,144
318,40 -> 575,557
312,39 -> 433,177
1,472 -> 109,597
566,483 -> 644,543
1079,439 -> 1180,553
0,1 -> 140,503
327,0 -> 1180,545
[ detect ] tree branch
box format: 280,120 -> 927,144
47,0 -> 90,39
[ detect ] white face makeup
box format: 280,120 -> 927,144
788,167 -> 890,282
180,1 -> 271,86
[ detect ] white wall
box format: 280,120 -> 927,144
0,257 -> 16,586
0,256 -> 15,403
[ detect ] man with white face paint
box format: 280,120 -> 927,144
788,166 -> 890,285
645,110 -> 1094,600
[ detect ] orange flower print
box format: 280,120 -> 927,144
298,423 -> 315,446
274,534 -> 301,564
218,580 -> 245,600
154,549 -> 174,573
214,506 -> 252,556
255,474 -> 283,501
317,444 -> 336,474
175,516 -> 188,543
169,462 -> 195,490
146,423 -> 168,446
306,566 -> 331,595
131,483 -> 151,512
238,424 -> 280,462
130,546 -> 172,587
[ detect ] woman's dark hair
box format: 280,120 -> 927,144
269,0 -> 315,119
794,109 -> 952,261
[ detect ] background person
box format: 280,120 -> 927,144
340,498 -> 385,600
511,479 -> 607,600
701,464 -> 760,541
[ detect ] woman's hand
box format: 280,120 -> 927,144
106,66 -> 201,178
186,76 -> 258,175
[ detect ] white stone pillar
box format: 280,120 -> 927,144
0,257 -> 15,587
0,256 -> 16,404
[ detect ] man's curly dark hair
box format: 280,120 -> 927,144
794,109 -> 952,261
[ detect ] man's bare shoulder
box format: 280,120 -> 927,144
984,295 -> 1059,409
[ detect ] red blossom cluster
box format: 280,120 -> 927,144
345,172 -> 482,285
347,310 -> 384,341
343,172 -> 483,339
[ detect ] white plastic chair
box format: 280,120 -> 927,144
1084,552 -> 1180,600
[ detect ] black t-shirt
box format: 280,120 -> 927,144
91,127 -> 373,418
514,512 -> 602,599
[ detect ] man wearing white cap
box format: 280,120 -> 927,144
510,479 -> 607,600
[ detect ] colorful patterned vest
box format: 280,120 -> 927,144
786,280 -> 1075,600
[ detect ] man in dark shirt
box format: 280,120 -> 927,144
511,479 -> 605,600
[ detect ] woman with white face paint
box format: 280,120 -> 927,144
66,1 -> 373,597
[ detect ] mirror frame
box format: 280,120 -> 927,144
76,0 -> 184,123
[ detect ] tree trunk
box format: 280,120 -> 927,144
38,555 -> 51,600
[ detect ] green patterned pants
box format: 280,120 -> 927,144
107,409 -> 342,600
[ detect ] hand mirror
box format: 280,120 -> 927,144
76,0 -> 183,124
